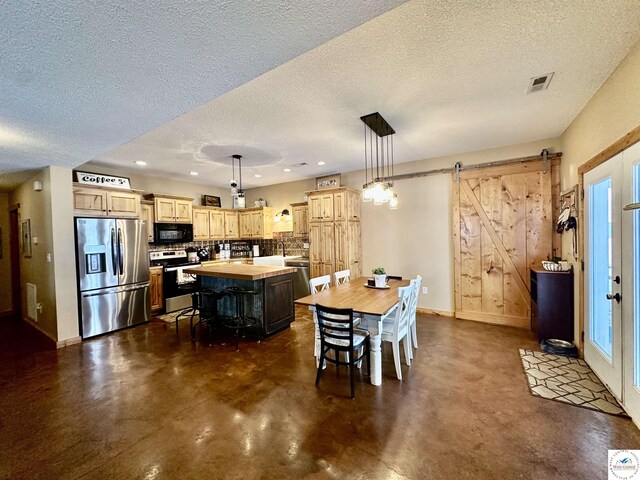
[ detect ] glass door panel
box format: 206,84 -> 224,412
589,177 -> 613,358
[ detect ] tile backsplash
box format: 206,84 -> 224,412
148,231 -> 308,258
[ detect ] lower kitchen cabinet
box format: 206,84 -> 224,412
150,267 -> 164,313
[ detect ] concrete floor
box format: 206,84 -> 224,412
1,307 -> 639,479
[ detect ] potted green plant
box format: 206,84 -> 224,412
372,267 -> 387,288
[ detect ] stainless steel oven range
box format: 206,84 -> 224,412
149,250 -> 201,312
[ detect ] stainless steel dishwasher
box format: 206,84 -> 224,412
284,258 -> 310,299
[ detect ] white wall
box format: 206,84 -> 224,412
560,38 -> 640,342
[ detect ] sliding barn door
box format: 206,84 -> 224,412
452,161 -> 557,328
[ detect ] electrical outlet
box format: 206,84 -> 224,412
46,253 -> 52,262
303,242 -> 309,249
422,286 -> 428,295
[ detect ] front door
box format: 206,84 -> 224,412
622,142 -> 640,418
584,156 -> 623,399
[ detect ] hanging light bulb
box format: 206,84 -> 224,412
389,193 -> 398,209
362,183 -> 373,202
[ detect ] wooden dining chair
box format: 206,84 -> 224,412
381,285 -> 412,380
333,269 -> 351,285
309,275 -> 331,293
315,304 -> 370,398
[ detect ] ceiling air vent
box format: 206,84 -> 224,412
527,72 -> 554,94
292,162 -> 308,168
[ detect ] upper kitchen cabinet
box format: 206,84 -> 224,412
238,207 -> 274,239
291,202 -> 308,238
192,207 -> 211,240
307,187 -> 360,223
210,210 -> 225,240
143,194 -> 194,224
224,210 -> 240,239
140,200 -> 155,242
73,184 -> 141,218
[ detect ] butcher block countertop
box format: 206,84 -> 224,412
183,264 -> 296,281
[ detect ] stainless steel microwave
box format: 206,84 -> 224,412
153,223 -> 193,244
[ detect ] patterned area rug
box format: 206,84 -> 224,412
519,349 -> 628,417
156,311 -> 199,324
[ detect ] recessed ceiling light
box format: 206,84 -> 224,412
189,171 -> 199,176
254,174 -> 262,178
283,168 -> 292,172
134,160 -> 147,166
317,161 -> 326,166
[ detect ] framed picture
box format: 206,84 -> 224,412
316,174 -> 341,190
22,219 -> 31,258
203,195 -> 221,207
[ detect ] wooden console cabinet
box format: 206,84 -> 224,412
530,267 -> 574,342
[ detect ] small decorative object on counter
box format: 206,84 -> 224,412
372,267 -> 387,288
542,260 -> 571,272
254,198 -> 267,207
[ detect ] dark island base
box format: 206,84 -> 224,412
199,273 -> 295,338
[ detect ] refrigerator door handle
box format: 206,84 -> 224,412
111,228 -> 118,276
117,227 -> 124,276
82,283 -> 150,298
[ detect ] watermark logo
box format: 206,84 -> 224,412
609,450 -> 640,479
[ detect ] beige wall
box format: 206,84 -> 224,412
10,169 -> 58,339
0,192 -> 11,314
560,39 -> 640,342
246,138 -> 561,313
246,178 -> 315,233
81,165 -> 231,208
50,167 -> 79,341
7,167 -> 79,342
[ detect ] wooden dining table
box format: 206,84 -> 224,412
295,276 -> 410,386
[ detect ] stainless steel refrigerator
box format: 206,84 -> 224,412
75,217 -> 150,338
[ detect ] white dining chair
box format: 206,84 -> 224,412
408,275 -> 422,359
309,275 -> 331,294
333,269 -> 351,285
309,275 -> 331,366
381,285 -> 412,380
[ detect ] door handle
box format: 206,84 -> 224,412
111,228 -> 117,276
117,228 -> 124,275
606,293 -> 621,303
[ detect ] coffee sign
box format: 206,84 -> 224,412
75,171 -> 131,189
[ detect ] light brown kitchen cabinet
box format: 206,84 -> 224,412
73,185 -> 141,218
234,207 -> 273,239
224,211 -> 239,239
144,194 -> 194,224
291,202 -> 308,238
192,207 -> 211,240
140,201 -> 154,242
210,210 -> 225,240
306,187 -> 362,279
150,266 -> 164,313
240,211 -> 253,238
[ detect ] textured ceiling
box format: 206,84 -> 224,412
3,1 -> 640,191
0,0 -> 405,189
88,0 -> 640,189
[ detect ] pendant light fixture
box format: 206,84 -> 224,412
360,112 -> 397,209
231,154 -> 246,208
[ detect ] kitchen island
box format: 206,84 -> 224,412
183,264 -> 297,337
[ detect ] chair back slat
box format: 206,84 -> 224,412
333,269 -> 351,285
390,286 -> 412,337
316,304 -> 355,348
309,275 -> 331,294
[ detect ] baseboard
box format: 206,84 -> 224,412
417,308 -> 454,318
56,336 -> 82,349
454,310 -> 529,329
21,317 -> 58,346
0,310 -> 15,320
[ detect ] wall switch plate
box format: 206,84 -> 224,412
422,286 -> 428,295
32,236 -> 38,245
